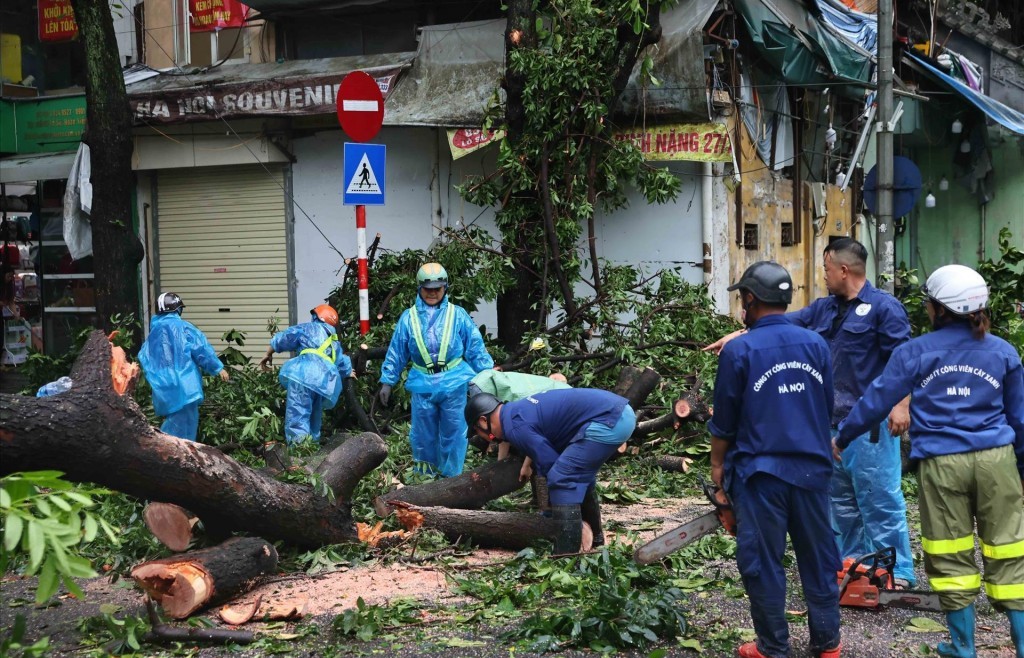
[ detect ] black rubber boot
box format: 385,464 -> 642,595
551,504 -> 583,554
580,486 -> 604,548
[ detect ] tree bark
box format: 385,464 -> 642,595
391,503 -> 590,551
654,455 -> 693,473
131,537 -> 277,619
0,331 -> 363,548
373,455 -> 527,517
313,431 -> 388,501
69,0 -> 144,341
613,365 -> 644,396
623,367 -> 662,410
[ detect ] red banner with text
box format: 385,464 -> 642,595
190,0 -> 249,32
38,0 -> 78,43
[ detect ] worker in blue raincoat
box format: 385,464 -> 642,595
465,387 -> 635,553
837,265 -> 1024,658
260,304 -> 352,444
708,262 -> 841,658
706,238 -> 916,588
377,263 -> 494,478
139,292 -> 229,441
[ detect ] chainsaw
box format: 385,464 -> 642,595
633,474 -> 737,565
837,546 -> 941,612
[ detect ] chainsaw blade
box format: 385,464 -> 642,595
877,590 -> 943,612
633,511 -> 722,565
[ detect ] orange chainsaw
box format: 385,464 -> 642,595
837,547 -> 941,611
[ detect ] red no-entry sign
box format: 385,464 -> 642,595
336,71 -> 385,142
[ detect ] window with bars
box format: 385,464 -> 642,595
781,222 -> 795,246
743,223 -> 759,250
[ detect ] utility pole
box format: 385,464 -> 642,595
876,0 -> 895,292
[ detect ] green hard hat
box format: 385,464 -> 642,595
416,262 -> 449,289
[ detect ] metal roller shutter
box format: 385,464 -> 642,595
155,165 -> 290,362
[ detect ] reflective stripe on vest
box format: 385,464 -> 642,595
409,303 -> 461,374
300,333 -> 338,365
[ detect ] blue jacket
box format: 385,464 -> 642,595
787,280 -> 910,424
272,320 -> 352,408
708,315 -> 835,492
499,388 -> 629,477
139,313 -> 224,416
837,324 -> 1024,474
379,295 -> 493,394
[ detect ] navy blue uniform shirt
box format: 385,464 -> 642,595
708,315 -> 836,491
837,324 -> 1024,474
787,280 -> 910,424
499,388 -> 629,477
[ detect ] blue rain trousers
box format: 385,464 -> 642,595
285,381 -> 324,444
831,422 -> 915,585
410,383 -> 471,478
161,401 -> 199,441
730,472 -> 842,658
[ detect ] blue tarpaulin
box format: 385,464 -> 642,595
909,54 -> 1024,136
816,0 -> 877,54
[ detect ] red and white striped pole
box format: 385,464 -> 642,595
356,204 -> 370,335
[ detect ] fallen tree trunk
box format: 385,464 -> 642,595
391,502 -> 591,552
373,454 -> 527,517
622,367 -> 662,410
313,431 -> 388,501
654,455 -> 694,473
613,366 -> 645,396
132,537 -> 278,619
0,331 -> 366,547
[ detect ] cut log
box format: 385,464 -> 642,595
391,503 -> 593,552
143,502 -> 195,552
314,432 -> 388,501
613,366 -> 645,396
674,391 -> 711,424
373,454 -> 527,517
131,537 -> 278,619
623,367 -> 662,410
0,331 -> 368,548
654,455 -> 694,473
531,474 -> 551,512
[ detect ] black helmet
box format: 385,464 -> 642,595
465,392 -> 502,435
156,292 -> 185,314
727,261 -> 793,305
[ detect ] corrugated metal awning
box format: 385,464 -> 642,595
0,150 -> 76,183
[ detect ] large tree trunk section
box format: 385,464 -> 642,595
392,503 -> 591,552
674,392 -> 711,424
654,455 -> 694,473
131,537 -> 278,619
313,432 -> 388,501
613,366 -> 645,396
622,367 -> 662,410
0,332 -> 363,548
373,455 -> 527,517
144,503 -> 196,552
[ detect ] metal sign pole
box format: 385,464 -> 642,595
356,204 -> 369,335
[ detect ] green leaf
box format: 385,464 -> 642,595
0,487 -> 10,508
4,513 -> 23,551
36,557 -> 58,604
26,520 -> 44,572
63,573 -> 86,600
906,617 -> 947,633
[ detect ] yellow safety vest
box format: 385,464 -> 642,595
299,333 -> 339,365
409,303 -> 462,374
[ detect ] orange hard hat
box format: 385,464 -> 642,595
312,304 -> 339,327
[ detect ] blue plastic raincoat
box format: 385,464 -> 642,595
138,312 -> 224,441
270,318 -> 352,444
380,295 -> 493,477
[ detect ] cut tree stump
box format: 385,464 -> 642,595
654,455 -> 694,473
373,454 -> 527,517
0,331 -> 371,548
143,502 -> 196,552
131,537 -> 278,619
391,502 -> 593,552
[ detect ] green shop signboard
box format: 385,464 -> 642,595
0,95 -> 86,154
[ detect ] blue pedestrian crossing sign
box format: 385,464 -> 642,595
343,142 -> 386,206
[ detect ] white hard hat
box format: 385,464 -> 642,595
924,264 -> 989,315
